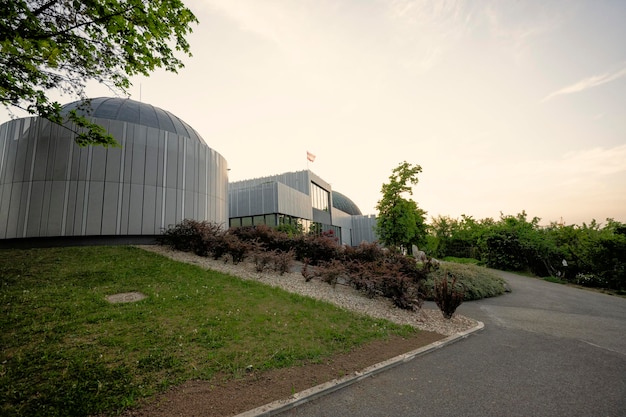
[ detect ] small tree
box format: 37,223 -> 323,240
376,161 -> 427,252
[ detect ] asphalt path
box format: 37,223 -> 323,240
278,271 -> 626,417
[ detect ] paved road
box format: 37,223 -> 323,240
278,271 -> 626,417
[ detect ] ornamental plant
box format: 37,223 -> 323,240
433,273 -> 465,319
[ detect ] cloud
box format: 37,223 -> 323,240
385,0 -> 473,72
542,66 -> 626,102
558,144 -> 626,177
201,1 -> 299,46
484,2 -> 561,62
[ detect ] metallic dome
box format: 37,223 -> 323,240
61,97 -> 204,143
332,191 -> 362,216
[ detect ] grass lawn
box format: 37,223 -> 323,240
0,246 -> 418,417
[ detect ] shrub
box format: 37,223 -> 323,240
424,262 -> 506,301
343,255 -> 426,310
230,225 -> 294,253
272,249 -> 295,275
347,260 -> 381,299
380,268 -> 422,311
253,251 -> 274,273
253,249 -> 295,275
433,273 -> 465,319
342,241 -> 386,263
293,232 -> 341,265
157,220 -> 224,255
311,259 -> 346,287
205,232 -> 253,264
301,258 -> 314,282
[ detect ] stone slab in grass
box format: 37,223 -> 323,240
106,292 -> 147,303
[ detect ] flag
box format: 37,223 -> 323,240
306,151 -> 316,162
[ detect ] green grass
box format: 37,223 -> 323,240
424,262 -> 508,301
543,276 -> 568,284
440,256 -> 481,265
0,246 -> 417,417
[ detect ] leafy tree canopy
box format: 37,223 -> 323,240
376,161 -> 427,251
0,0 -> 198,146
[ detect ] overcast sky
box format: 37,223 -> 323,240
3,0 -> 625,226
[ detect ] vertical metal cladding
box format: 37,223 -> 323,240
0,113 -> 228,239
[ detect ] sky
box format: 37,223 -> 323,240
2,0 -> 626,226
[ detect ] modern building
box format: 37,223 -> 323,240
0,97 -> 377,246
0,97 -> 228,241
228,170 -> 378,246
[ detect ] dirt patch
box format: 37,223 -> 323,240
118,331 -> 444,417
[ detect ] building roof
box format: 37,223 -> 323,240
61,97 -> 205,143
332,191 -> 363,215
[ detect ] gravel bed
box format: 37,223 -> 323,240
138,245 -> 477,336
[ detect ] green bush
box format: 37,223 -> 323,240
424,262 -> 507,301
427,213 -> 625,292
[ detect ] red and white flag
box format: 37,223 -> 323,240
306,151 -> 316,162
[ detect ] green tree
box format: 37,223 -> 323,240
376,161 -> 427,251
427,214 -> 489,259
1,0 -> 198,146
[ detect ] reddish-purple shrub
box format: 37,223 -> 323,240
301,258 -> 314,282
157,220 -> 224,256
347,260 -> 381,298
343,255 -> 425,310
230,224 -> 294,253
161,220 -> 429,311
434,273 -> 465,319
253,249 -> 295,275
293,233 -> 340,265
342,241 -> 386,263
253,251 -> 273,272
206,232 -> 252,264
313,259 -> 346,287
272,249 -> 295,275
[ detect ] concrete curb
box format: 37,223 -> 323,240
235,320 -> 485,417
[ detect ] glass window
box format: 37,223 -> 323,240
241,217 -> 253,226
310,182 -> 329,211
253,215 -> 265,225
229,218 -> 241,228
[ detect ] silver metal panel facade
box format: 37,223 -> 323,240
351,215 -> 379,245
332,208 -> 353,246
228,182 -> 312,220
229,182 -> 278,218
275,182 -> 312,219
0,115 -> 228,239
230,170 -> 333,196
